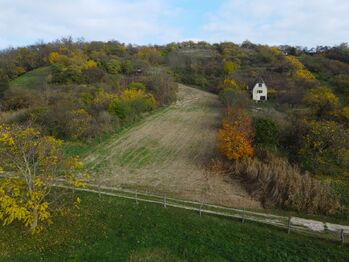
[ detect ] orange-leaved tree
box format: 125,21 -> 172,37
217,109 -> 255,161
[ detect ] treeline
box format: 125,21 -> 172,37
0,38 -> 177,142
0,38 -> 348,215
215,42 -> 349,216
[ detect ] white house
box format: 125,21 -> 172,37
251,78 -> 268,101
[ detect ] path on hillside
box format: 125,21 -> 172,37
84,84 -> 260,208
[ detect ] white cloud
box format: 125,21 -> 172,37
0,0 -> 183,48
202,0 -> 349,47
0,0 -> 348,48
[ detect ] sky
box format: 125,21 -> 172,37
0,0 -> 348,49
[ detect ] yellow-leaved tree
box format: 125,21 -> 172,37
0,125 -> 85,233
48,51 -> 60,64
286,55 -> 315,80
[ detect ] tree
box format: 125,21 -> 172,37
297,120 -> 349,176
303,87 -> 339,118
223,60 -> 239,74
0,125 -> 84,233
106,58 -> 121,74
83,59 -> 97,69
0,72 -> 10,98
217,110 -> 255,161
253,118 -> 280,147
48,52 -> 60,64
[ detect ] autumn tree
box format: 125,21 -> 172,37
0,125 -> 85,233
295,120 -> 349,176
286,55 -> 315,80
303,87 -> 339,118
48,51 -> 60,64
217,110 -> 255,161
0,71 -> 10,98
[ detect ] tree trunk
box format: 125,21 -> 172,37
30,208 -> 38,232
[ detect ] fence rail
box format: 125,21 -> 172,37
54,183 -> 348,245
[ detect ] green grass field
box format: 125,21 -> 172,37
0,192 -> 347,261
10,66 -> 51,89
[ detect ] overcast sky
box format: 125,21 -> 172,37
0,0 -> 348,49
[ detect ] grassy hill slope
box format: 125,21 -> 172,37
0,192 -> 347,261
82,84 -> 260,208
10,66 -> 51,90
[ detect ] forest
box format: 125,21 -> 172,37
0,38 -> 348,233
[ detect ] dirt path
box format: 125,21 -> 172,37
84,84 -> 260,208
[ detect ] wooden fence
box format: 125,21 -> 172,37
55,183 -> 348,245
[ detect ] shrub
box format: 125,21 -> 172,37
109,89 -> 157,122
303,87 -> 339,119
218,89 -> 250,109
128,82 -> 146,91
296,120 -> 349,176
82,67 -> 105,84
233,155 -> 341,215
0,72 -> 10,99
109,99 -> 131,120
253,118 -> 280,147
106,58 -> 121,74
217,110 -> 255,161
143,69 -> 177,106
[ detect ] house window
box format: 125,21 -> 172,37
257,90 -> 263,94
258,83 -> 262,87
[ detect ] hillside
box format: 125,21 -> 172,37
10,66 -> 50,90
83,84 -> 260,208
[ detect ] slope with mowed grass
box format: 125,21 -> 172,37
10,66 -> 51,90
0,192 -> 347,261
83,84 -> 260,208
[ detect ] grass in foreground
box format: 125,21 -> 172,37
0,192 -> 348,261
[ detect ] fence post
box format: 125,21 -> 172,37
242,208 -> 245,223
164,195 -> 167,208
340,229 -> 345,245
199,201 -> 204,216
288,216 -> 291,234
135,191 -> 138,205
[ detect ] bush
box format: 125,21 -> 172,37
233,155 -> 341,215
217,110 -> 255,161
253,118 -> 280,147
106,59 -> 121,74
109,99 -> 131,120
1,89 -> 42,111
109,89 -> 157,122
83,67 -> 105,84
128,82 -> 146,91
0,71 -> 10,98
296,120 -> 349,176
143,69 -> 177,106
218,89 -> 250,109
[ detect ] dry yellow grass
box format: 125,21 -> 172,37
84,84 -> 260,208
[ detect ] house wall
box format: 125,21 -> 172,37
252,83 -> 268,101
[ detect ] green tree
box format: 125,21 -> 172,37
297,120 -> 349,176
106,58 -> 121,74
303,87 -> 339,118
253,118 -> 280,147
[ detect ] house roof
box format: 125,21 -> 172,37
247,77 -> 265,91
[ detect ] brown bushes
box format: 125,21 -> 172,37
232,155 -> 341,215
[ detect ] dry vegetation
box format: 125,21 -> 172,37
232,154 -> 341,215
83,84 -> 260,208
